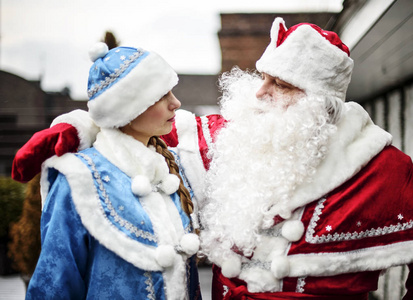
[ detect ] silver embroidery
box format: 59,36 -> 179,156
78,153 -> 157,243
296,277 -> 306,293
87,50 -> 145,98
223,285 -> 229,297
306,197 -> 413,244
144,272 -> 156,300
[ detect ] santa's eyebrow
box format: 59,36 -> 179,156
275,78 -> 295,89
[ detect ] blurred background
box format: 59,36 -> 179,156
1,0 -> 412,299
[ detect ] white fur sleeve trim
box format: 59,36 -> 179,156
288,240 -> 413,277
51,109 -> 100,150
175,110 -> 207,205
40,154 -> 163,272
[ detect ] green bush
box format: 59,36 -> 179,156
9,174 -> 42,277
0,177 -> 25,238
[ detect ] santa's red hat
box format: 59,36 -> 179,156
256,18 -> 353,101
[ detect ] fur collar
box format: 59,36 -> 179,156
94,128 -> 169,184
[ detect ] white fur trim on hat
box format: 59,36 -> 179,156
179,233 -> 200,256
281,220 -> 305,242
131,175 -> 152,197
256,18 -> 353,101
160,174 -> 180,195
88,51 -> 178,128
221,256 -> 242,278
155,245 -> 176,268
271,256 -> 290,279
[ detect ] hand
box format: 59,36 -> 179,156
12,123 -> 80,183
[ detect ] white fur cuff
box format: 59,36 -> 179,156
51,109 -> 99,150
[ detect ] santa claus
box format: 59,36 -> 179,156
12,18 -> 413,299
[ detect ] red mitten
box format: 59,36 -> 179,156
12,123 -> 80,183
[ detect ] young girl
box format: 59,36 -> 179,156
26,43 -> 201,300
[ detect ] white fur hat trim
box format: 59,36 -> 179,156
271,256 -> 290,279
256,17 -> 353,101
281,220 -> 305,242
131,175 -> 152,197
221,256 -> 242,278
160,174 -> 180,195
88,50 -> 178,128
155,245 -> 176,268
179,233 -> 200,256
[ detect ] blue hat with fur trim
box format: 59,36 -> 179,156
87,42 -> 179,128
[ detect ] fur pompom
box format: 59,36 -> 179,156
271,256 -> 290,279
89,42 -> 109,62
160,174 -> 180,195
155,245 -> 176,268
221,256 -> 242,278
131,175 -> 152,197
179,233 -> 200,256
281,220 -> 305,242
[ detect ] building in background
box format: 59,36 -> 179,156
333,0 -> 413,158
331,1 -> 413,298
0,70 -> 87,175
0,0 -> 412,298
218,12 -> 338,72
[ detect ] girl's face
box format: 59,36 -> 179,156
121,91 -> 181,145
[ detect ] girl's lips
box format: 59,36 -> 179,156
168,116 -> 175,122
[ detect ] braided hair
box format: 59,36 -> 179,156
148,136 -> 193,216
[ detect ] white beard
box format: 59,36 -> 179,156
199,68 -> 337,263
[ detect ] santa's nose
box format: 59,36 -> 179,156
256,84 -> 270,99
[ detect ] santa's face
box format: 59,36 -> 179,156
200,68 -> 337,264
255,73 -> 305,108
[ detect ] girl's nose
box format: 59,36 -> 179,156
169,93 -> 181,110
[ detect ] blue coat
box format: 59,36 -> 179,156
27,131 -> 201,300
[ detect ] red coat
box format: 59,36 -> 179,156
166,106 -> 413,299
208,145 -> 413,299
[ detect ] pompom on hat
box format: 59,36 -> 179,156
87,42 -> 178,128
256,18 -> 354,101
